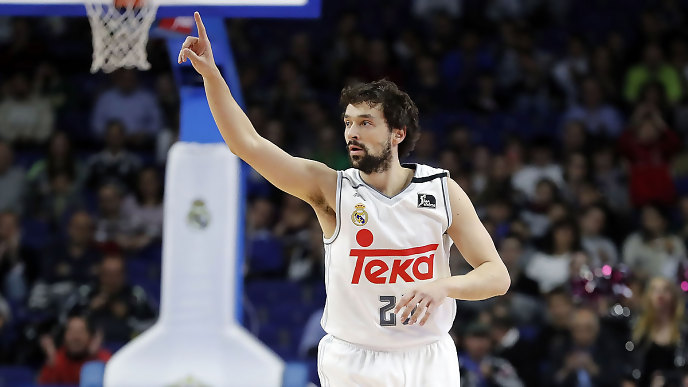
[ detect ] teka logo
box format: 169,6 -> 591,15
417,193 -> 436,208
350,229 -> 436,284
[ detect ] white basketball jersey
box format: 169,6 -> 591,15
321,163 -> 456,350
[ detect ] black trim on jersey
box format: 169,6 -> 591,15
412,172 -> 448,183
441,175 -> 451,234
324,171 -> 343,245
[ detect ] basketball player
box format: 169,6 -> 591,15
179,12 -> 510,386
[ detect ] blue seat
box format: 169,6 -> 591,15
282,361 -> 309,387
0,366 -> 36,387
306,358 -> 319,385
79,360 -> 105,387
247,235 -> 285,275
245,280 -> 303,306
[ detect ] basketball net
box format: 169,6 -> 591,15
84,0 -> 159,73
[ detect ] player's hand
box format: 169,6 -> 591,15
393,281 -> 448,326
178,12 -> 218,77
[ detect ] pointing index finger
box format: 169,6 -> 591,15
194,11 -> 207,39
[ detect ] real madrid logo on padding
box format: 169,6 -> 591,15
351,203 -> 368,226
187,199 -> 211,230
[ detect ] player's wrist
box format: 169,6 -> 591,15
201,66 -> 222,80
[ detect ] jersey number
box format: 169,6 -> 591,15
379,296 -> 396,326
379,296 -> 415,326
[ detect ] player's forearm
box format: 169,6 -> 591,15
202,69 -> 260,156
436,261 -> 510,300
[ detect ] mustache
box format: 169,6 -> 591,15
346,140 -> 367,151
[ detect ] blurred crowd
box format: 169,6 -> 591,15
1,0 -> 688,385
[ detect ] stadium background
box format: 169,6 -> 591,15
0,0 -> 688,385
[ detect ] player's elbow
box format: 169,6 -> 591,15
494,265 -> 511,296
496,272 -> 511,296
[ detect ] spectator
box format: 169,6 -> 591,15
287,218 -> 325,283
274,195 -> 313,275
482,199 -> 513,241
591,141 -> 629,214
499,234 -> 539,298
0,211 -> 39,303
510,49 -> 553,119
65,253 -> 155,343
561,152 -> 590,205
90,69 -> 162,147
490,312 -> 540,387
94,183 -> 139,251
0,18 -> 47,75
622,205 -> 686,280
309,125 -> 349,171
551,36 -> 589,107
245,197 -> 284,278
458,321 -> 524,387
625,43 -> 682,105
409,55 -> 444,114
618,108 -> 681,208
630,277 -> 687,387
37,315 -> 111,385
537,287 -> 574,357
29,168 -> 84,229
560,120 -> 589,158
520,178 -> 561,238
467,72 -> 505,114
547,307 -> 626,386
298,307 -> 326,358
579,205 -> 618,267
562,77 -> 624,137
590,45 -> 622,105
0,140 -> 25,214
478,154 -> 515,205
469,145 -> 492,200
511,137 -> 564,200
121,167 -> 164,251
526,219 -> 582,293
39,210 -> 101,286
0,71 -> 53,146
26,131 -> 85,213
84,120 -> 142,192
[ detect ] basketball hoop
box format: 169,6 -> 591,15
84,0 -> 159,73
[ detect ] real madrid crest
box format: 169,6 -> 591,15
351,203 -> 368,226
187,199 -> 211,230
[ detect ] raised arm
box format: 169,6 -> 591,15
178,12 -> 336,206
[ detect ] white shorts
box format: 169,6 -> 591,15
317,333 -> 460,387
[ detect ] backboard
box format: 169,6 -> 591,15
0,0 -> 320,17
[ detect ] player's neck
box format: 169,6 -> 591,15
359,161 -> 414,197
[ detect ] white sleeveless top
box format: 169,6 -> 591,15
321,163 -> 456,350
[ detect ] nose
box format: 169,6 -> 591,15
346,124 -> 360,142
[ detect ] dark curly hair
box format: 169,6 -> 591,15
340,79 -> 421,158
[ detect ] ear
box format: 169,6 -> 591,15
392,128 -> 406,146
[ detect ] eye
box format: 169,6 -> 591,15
344,121 -> 351,127
362,120 -> 372,126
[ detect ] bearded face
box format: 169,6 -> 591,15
347,137 -> 392,174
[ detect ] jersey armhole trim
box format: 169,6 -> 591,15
323,171 -> 342,245
441,173 -> 452,234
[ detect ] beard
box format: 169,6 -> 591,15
347,139 -> 392,174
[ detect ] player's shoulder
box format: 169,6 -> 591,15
405,163 -> 448,183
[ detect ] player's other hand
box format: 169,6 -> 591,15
178,12 -> 218,77
393,281 -> 448,326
